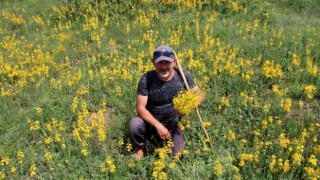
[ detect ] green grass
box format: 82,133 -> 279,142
0,0 -> 319,179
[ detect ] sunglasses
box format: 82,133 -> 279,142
153,50 -> 174,59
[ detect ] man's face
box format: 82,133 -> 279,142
153,59 -> 176,79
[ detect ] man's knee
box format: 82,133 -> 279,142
128,116 -> 145,134
171,130 -> 185,157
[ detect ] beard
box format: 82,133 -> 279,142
159,70 -> 170,78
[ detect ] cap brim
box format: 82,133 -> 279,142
155,56 -> 174,63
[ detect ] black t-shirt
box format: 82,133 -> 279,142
137,68 -> 196,127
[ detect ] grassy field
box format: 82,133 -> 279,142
0,0 -> 319,179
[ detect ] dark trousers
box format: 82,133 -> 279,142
128,116 -> 184,157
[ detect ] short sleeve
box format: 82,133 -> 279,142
183,70 -> 196,88
137,73 -> 148,96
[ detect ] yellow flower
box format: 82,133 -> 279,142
77,86 -> 89,96
239,153 -> 259,167
10,15 -> 25,25
57,32 -> 72,41
153,159 -> 166,171
155,171 -> 167,180
0,156 -> 10,165
233,174 -> 241,180
116,85 -> 122,95
177,121 -> 185,131
173,90 -> 200,115
312,136 -> 317,143
280,98 -> 292,113
34,107 -> 43,115
73,128 -> 81,141
52,118 -> 58,127
304,167 -> 317,178
292,53 -> 301,66
49,165 -> 54,171
17,150 -> 24,165
183,149 -> 189,155
127,159 -> 136,168
263,104 -> 271,112
118,138 -> 124,148
97,127 -> 106,142
240,154 -> 254,163
239,160 -> 245,167
169,162 -> 176,169
44,149 -> 52,161
265,141 -> 273,147
106,156 -> 116,173
54,133 -> 61,142
292,153 -> 302,167
214,158 -> 223,176
283,160 -> 290,172
227,130 -> 236,141
195,149 -> 201,155
277,159 -> 283,169
71,96 -> 78,113
45,123 -> 53,132
0,171 -> 5,179
100,163 -> 106,173
30,163 -> 37,177
240,139 -> 247,147
304,85 -> 317,99
61,143 -> 66,150
261,119 -> 268,129
126,141 -> 132,152
272,84 -> 280,94
278,133 -> 290,149
203,121 -> 212,128
307,155 -> 317,166
262,60 -> 283,78
32,15 -> 44,25
269,155 -> 277,173
81,149 -> 88,156
59,122 -> 66,132
10,166 -> 16,174
203,146 -> 210,152
221,96 -> 230,107
29,120 -> 41,131
253,130 -> 260,136
233,165 -> 239,172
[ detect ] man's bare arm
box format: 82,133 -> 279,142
192,85 -> 205,105
136,95 -> 170,139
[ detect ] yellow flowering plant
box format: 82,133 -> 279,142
173,89 -> 200,115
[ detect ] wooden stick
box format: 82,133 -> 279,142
173,51 -> 212,147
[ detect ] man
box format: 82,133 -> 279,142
128,45 -> 205,158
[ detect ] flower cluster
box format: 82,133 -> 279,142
100,156 -> 116,173
152,140 -> 174,180
261,60 -> 283,78
304,85 -> 317,99
280,98 -> 292,113
173,90 -> 200,115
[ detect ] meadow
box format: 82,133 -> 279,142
0,0 -> 319,179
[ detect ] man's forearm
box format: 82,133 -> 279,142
137,107 -> 162,129
193,86 -> 205,105
137,107 -> 170,139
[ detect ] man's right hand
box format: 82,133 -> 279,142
155,123 -> 171,140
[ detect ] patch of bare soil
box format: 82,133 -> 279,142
88,106 -> 114,127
